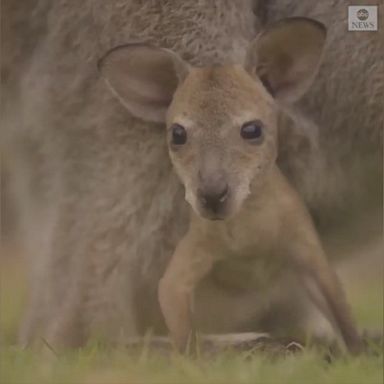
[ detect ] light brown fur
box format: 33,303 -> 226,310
100,19 -> 361,353
160,166 -> 360,352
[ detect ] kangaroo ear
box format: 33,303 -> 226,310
98,44 -> 189,123
245,17 -> 326,103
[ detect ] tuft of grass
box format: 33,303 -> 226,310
1,345 -> 383,384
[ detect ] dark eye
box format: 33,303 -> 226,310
170,123 -> 187,146
240,120 -> 264,142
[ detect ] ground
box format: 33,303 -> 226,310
1,241 -> 383,384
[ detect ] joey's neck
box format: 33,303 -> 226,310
236,164 -> 295,217
248,165 -> 287,201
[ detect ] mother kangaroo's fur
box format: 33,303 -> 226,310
1,0 -> 382,347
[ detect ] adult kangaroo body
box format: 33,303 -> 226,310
1,0 -> 382,348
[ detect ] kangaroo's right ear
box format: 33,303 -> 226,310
98,44 -> 189,123
245,17 -> 326,103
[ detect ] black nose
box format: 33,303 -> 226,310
197,184 -> 229,212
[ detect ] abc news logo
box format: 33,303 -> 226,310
348,6 -> 378,31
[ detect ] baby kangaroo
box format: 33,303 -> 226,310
99,18 -> 362,353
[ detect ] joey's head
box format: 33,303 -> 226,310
99,18 -> 326,220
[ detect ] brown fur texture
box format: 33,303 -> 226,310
2,0 -> 259,347
114,23 -> 357,353
1,0 -> 382,347
271,0 -> 383,234
160,166 -> 361,353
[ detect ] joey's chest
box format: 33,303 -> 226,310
194,199 -> 287,291
212,202 -> 282,258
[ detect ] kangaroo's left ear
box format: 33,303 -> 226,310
98,43 -> 189,123
245,17 -> 326,103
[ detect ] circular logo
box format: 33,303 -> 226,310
357,9 -> 369,21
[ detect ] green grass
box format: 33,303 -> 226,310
1,345 -> 383,384
1,255 -> 383,384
